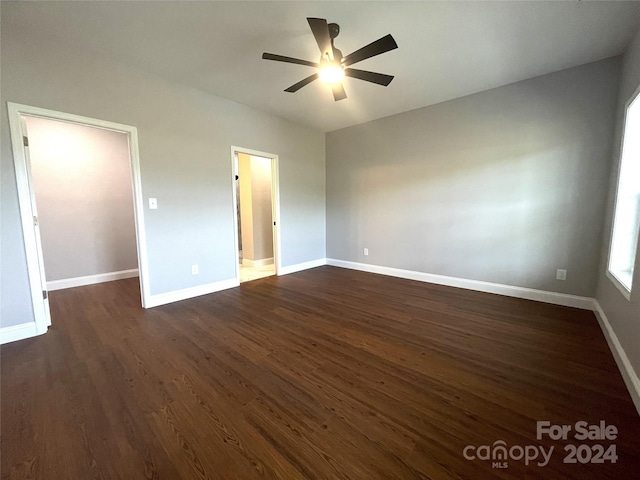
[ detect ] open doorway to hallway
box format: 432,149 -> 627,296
233,149 -> 279,283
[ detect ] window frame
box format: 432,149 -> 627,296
606,85 -> 640,301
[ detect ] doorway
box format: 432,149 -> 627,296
7,103 -> 150,340
25,116 -> 140,289
231,146 -> 281,283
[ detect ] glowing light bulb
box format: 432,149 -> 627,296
319,64 -> 344,84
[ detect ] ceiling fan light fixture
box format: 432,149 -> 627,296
262,17 -> 398,100
319,63 -> 344,84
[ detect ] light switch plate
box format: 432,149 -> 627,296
149,198 -> 157,209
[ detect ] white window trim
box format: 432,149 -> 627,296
606,270 -> 632,301
606,84 -> 640,301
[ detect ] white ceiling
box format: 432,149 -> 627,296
3,1 -> 640,132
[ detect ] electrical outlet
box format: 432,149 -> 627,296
192,264 -> 199,275
363,248 -> 369,256
556,269 -> 567,281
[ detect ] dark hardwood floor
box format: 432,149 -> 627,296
2,266 -> 639,479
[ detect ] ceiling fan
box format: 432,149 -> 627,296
262,17 -> 398,101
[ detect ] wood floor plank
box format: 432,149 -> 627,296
2,266 -> 639,479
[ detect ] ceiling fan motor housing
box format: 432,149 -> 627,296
323,48 -> 343,65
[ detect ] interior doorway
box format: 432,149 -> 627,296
7,103 -> 149,341
24,116 -> 139,289
231,147 -> 280,283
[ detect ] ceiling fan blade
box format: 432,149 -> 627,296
262,53 -> 319,68
342,34 -> 398,67
332,82 -> 347,101
344,68 -> 394,86
307,17 -> 334,61
284,73 -> 319,93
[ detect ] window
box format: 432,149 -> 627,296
608,89 -> 640,298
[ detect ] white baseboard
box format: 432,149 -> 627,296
326,259 -> 594,310
592,301 -> 640,416
242,257 -> 274,268
0,322 -> 43,345
149,257 -> 327,307
146,278 -> 239,308
47,268 -> 139,291
279,258 -> 327,276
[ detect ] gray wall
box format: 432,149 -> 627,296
596,28 -> 640,385
327,58 -> 620,297
1,23 -> 326,328
238,152 -> 254,262
238,153 -> 274,263
250,156 -> 274,262
25,116 -> 138,281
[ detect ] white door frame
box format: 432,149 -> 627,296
230,146 -> 281,283
7,102 -> 151,338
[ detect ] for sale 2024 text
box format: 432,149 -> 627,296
537,420 -> 618,465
